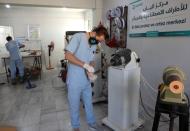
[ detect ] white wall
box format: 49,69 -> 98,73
93,0 -> 104,26
102,0 -> 190,110
0,0 -> 96,8
84,10 -> 93,31
0,6 -> 89,70
0,0 -> 104,29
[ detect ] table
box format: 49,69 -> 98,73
1,51 -> 42,83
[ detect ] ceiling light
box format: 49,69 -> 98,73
5,4 -> 11,8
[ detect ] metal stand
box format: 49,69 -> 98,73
46,45 -> 54,70
26,79 -> 36,89
152,86 -> 189,131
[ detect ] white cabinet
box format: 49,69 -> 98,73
102,66 -> 143,131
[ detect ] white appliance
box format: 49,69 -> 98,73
102,52 -> 143,131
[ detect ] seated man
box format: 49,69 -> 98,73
5,36 -> 25,84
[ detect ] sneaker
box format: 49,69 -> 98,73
88,123 -> 104,131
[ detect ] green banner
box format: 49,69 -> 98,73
129,0 -> 142,5
129,30 -> 190,37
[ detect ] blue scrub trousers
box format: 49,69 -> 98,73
10,59 -> 24,79
68,83 -> 96,128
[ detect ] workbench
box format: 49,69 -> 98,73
1,51 -> 42,83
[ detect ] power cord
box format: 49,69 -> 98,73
139,86 -> 170,123
140,74 -> 170,123
140,74 -> 157,93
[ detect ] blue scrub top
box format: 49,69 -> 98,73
65,33 -> 97,86
5,40 -> 22,60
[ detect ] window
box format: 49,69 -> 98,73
0,26 -> 13,48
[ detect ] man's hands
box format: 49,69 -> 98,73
86,71 -> 97,82
65,51 -> 97,82
83,63 -> 95,73
83,63 -> 97,82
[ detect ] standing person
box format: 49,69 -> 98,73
5,36 -> 25,85
65,25 -> 109,131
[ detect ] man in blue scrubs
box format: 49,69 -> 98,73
5,36 -> 25,84
65,25 -> 109,131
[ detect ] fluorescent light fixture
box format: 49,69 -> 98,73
5,4 -> 11,8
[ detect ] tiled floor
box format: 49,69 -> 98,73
0,70 -> 112,131
0,70 -> 178,131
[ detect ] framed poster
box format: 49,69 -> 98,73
28,24 -> 40,40
106,6 -> 128,48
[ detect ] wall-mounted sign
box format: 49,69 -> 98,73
128,0 -> 190,37
28,24 -> 40,40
